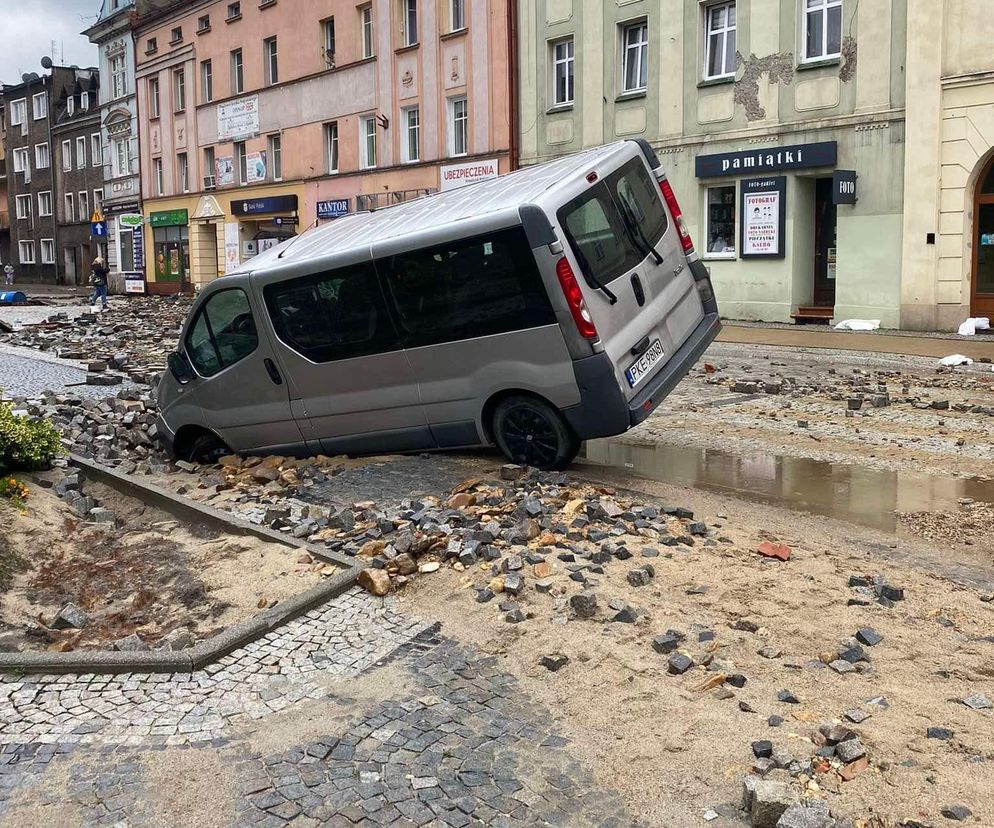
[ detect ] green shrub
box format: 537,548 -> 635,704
0,400 -> 64,472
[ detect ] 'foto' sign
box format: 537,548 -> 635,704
440,158 -> 499,191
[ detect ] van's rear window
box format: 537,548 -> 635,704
558,157 -> 669,287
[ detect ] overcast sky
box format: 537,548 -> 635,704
0,0 -> 101,86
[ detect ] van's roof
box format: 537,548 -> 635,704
240,141 -> 640,273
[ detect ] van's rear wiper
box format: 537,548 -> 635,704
573,246 -> 618,305
617,198 -> 663,266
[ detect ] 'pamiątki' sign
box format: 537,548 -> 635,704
696,141 -> 837,178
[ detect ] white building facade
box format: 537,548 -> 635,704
85,0 -> 145,288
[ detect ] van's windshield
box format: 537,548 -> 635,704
558,158 -> 669,288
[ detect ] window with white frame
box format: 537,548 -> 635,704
360,116 -> 377,168
264,36 -> 279,85
41,239 -> 55,265
178,152 -> 189,192
35,142 -> 50,169
9,98 -> 27,125
32,92 -> 47,119
231,49 -> 244,94
201,59 -> 213,102
149,77 -> 160,117
360,5 -> 374,58
65,192 -> 75,222
18,241 -> 35,264
113,138 -> 129,177
38,191 -> 53,217
76,136 -> 87,168
552,37 -> 574,106
448,96 -> 468,157
704,2 -> 737,79
402,106 -> 420,163
323,17 -> 336,64
621,21 -> 649,93
81,91 -> 90,112
59,140 -> 71,171
153,158 -> 164,196
803,0 -> 842,61
268,134 -> 282,180
94,189 -> 104,210
67,96 -> 75,116
204,146 -> 216,183
450,0 -> 465,31
79,191 -> 89,222
173,68 -> 186,112
706,185 -> 737,255
12,148 -> 29,173
235,141 -> 247,184
91,133 -> 102,167
15,195 -> 31,220
401,0 -> 417,46
325,121 -> 339,172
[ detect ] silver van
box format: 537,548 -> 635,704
157,139 -> 720,470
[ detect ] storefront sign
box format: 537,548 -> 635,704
740,177 -> 787,259
696,142 -> 837,178
106,200 -> 141,214
832,169 -> 858,205
231,195 -> 298,216
317,199 -> 350,219
217,95 -> 260,141
440,158 -> 500,191
119,214 -> 145,271
216,156 -> 234,186
242,240 -> 258,258
124,273 -> 146,294
149,209 -> 188,228
224,222 -> 240,274
246,151 -> 267,184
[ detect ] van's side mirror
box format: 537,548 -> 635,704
168,351 -> 196,384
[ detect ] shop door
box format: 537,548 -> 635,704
64,247 -> 78,286
971,157 -> 994,317
813,178 -> 837,307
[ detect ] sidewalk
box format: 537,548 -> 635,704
718,322 -> 994,361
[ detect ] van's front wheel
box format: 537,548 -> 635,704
185,432 -> 230,465
492,395 -> 579,471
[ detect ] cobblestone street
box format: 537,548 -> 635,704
0,345 -> 134,401
0,590 -> 638,827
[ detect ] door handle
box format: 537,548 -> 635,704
264,358 -> 283,385
631,273 -> 646,307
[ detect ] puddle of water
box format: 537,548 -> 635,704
580,439 -> 994,533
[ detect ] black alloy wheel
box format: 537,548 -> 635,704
492,395 -> 579,471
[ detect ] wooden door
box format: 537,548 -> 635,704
972,156 -> 994,317
813,178 -> 837,307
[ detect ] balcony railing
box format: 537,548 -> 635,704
356,187 -> 436,212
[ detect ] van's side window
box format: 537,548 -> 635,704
381,227 -> 556,349
264,262 -> 399,362
185,288 -> 258,377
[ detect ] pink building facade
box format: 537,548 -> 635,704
133,0 -> 515,289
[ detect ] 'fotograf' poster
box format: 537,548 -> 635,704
739,176 -> 787,259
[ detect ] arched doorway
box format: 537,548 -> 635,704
971,155 -> 994,316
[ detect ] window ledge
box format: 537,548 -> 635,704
169,38 -> 183,46
259,0 -> 276,7
226,13 -> 242,23
196,26 -> 211,35
440,28 -> 468,41
145,48 -> 158,56
698,75 -> 735,89
797,56 -> 841,71
616,90 -> 647,102
395,43 -> 420,54
703,253 -> 737,261
546,103 -> 574,114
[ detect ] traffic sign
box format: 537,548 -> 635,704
91,221 -> 108,238
91,209 -> 104,224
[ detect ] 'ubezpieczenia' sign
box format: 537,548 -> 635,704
440,158 -> 500,191
696,141 -> 837,178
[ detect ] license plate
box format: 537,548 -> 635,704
626,339 -> 664,388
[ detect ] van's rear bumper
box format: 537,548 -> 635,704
562,311 -> 721,438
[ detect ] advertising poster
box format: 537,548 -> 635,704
217,95 -> 260,141
740,177 -> 787,259
246,151 -> 267,183
224,222 -> 241,274
215,156 -> 235,186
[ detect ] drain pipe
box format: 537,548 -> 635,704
507,0 -> 519,172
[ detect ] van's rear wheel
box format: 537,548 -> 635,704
185,432 -> 230,465
492,395 -> 579,471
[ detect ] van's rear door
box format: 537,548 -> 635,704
556,153 -> 703,403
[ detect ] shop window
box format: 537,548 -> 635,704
803,0 -> 842,61
186,289 -> 258,377
706,185 -> 736,256
704,2 -> 736,79
153,224 -> 190,281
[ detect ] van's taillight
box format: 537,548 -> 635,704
659,179 -> 695,254
556,257 -> 598,340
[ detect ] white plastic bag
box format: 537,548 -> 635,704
958,317 -> 991,336
939,354 -> 973,367
834,319 -> 881,331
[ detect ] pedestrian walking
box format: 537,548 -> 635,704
89,257 -> 109,310
3,263 -> 13,286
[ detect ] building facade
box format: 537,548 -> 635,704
518,0 -> 908,327
52,70 -> 105,286
2,72 -> 63,283
85,0 -> 145,291
0,105 -> 9,269
132,0 -> 514,291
